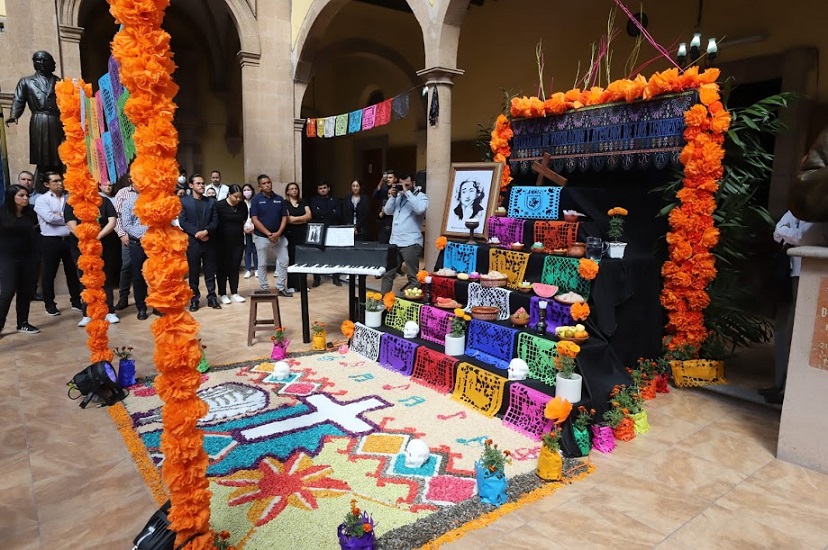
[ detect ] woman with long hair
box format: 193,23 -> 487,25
284,182 -> 312,291
345,179 -> 370,241
241,183 -> 257,278
0,185 -> 41,336
216,184 -> 249,304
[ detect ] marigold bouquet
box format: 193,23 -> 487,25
341,320 -> 355,339
340,499 -> 375,539
113,346 -> 134,360
610,384 -> 643,415
271,326 -> 288,344
542,425 -> 562,452
435,236 -> 448,250
365,291 -> 385,312
607,206 -> 628,242
578,258 -> 599,280
601,406 -> 625,428
450,308 -> 472,337
573,405 -> 596,430
311,321 -> 326,335
480,439 -> 512,473
556,340 -> 581,378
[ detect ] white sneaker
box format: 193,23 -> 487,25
244,270 -> 252,279
231,294 -> 246,303
220,294 -> 232,305
78,316 -> 92,327
105,313 -> 120,324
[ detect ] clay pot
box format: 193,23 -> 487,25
566,242 -> 586,258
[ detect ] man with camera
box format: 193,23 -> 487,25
374,170 -> 397,244
381,173 -> 428,294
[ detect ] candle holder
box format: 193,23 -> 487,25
536,301 -> 548,336
424,280 -> 433,305
464,219 -> 480,244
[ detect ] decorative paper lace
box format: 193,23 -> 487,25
591,425 -> 615,453
572,425 -> 591,457
487,216 -> 525,245
501,383 -> 554,441
443,242 -> 477,274
465,319 -> 519,370
630,410 -> 650,434
384,298 -> 423,332
533,221 -> 580,251
430,276 -> 456,301
451,362 -> 506,417
419,305 -> 453,345
467,283 -> 511,321
488,249 -> 530,289
528,296 -> 574,333
507,186 -> 561,220
541,255 -> 592,298
377,333 -> 418,376
350,322 -> 382,361
411,346 -> 457,394
515,332 -> 559,386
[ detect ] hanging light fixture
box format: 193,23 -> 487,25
675,1 -> 719,68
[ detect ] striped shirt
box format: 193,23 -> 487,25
121,192 -> 148,240
113,185 -> 138,238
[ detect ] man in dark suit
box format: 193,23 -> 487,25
6,51 -> 65,192
179,174 -> 220,311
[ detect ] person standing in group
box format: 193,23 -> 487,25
374,170 -> 397,244
310,180 -> 342,287
17,170 -> 43,301
215,184 -> 248,305
381,173 -> 428,294
179,174 -> 221,311
64,190 -> 121,326
17,171 -> 41,205
345,179 -> 370,241
241,183 -> 258,279
250,174 -> 292,297
113,175 -> 137,311
32,171 -> 82,316
284,182 -> 312,293
206,170 -> 229,201
0,185 -> 41,336
120,187 -> 151,320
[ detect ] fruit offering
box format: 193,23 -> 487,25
403,288 -> 423,299
457,273 -> 469,280
554,324 -> 589,340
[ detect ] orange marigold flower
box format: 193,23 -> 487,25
219,531 -> 230,539
363,523 -> 373,533
698,83 -> 720,106
341,320 -> 355,339
435,236 -> 448,250
416,270 -> 429,284
544,396 -> 573,423
578,258 -> 599,280
383,291 -> 396,311
571,302 -> 590,321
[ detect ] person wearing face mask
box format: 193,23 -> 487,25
215,184 -> 248,304
241,183 -> 258,278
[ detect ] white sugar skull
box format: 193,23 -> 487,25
508,358 -> 529,381
272,361 -> 290,381
403,321 -> 420,339
404,438 -> 430,468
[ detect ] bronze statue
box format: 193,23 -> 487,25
5,51 -> 65,191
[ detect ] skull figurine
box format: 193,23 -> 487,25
403,321 -> 420,339
404,438 -> 430,468
507,358 -> 529,381
272,361 -> 291,381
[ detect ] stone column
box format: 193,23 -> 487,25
415,66 -> 464,271
237,50 -> 262,182
293,118 -> 305,184
778,246 -> 828,474
58,25 -> 84,79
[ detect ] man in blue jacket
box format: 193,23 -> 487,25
179,174 -> 220,310
381,173 -> 428,293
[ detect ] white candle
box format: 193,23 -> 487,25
539,300 -> 548,310
425,276 -> 432,284
706,38 -> 718,55
677,43 -> 687,57
690,33 -> 701,49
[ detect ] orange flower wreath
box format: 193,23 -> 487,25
109,0 -> 212,547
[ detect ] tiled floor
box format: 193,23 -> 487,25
2,272 -> 827,549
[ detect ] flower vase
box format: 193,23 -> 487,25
640,379 -> 657,400
607,241 -> 627,259
670,359 -> 725,387
337,525 -> 376,550
573,425 -> 591,457
612,417 -> 636,442
536,445 -> 563,481
555,373 -> 582,404
475,461 -> 507,506
196,351 -> 210,373
591,425 -> 615,453
630,410 -> 650,434
444,334 -> 466,357
365,309 -> 383,328
117,358 -> 136,388
655,373 -> 670,393
312,331 -> 327,351
271,340 -> 290,360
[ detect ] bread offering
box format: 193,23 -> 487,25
434,267 -> 457,277
554,291 -> 585,304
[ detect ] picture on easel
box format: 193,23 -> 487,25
441,162 -> 504,239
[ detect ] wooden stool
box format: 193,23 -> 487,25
247,290 -> 282,346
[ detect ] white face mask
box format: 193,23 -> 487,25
177,175 -> 186,184
243,190 -> 253,199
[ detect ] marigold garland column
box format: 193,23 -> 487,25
108,1 -> 212,547
56,79 -> 113,363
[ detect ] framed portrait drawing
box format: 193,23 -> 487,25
305,222 -> 327,248
441,162 -> 504,239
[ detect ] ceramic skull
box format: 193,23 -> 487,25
272,361 -> 291,381
403,321 -> 420,339
508,358 -> 529,380
404,438 -> 430,468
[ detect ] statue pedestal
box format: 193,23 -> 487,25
778,246 -> 828,474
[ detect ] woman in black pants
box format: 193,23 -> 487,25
344,179 -> 370,241
216,184 -> 248,304
284,182 -> 312,291
0,185 -> 40,336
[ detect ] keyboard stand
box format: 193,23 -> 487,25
297,273 -> 368,343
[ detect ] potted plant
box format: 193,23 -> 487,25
445,308 -> 471,356
537,396 -> 571,480
592,409 -> 618,453
555,340 -> 582,403
311,321 -> 327,351
606,206 -> 628,259
196,339 -> 209,373
475,439 -> 511,506
364,292 -> 385,328
572,405 -> 595,456
665,337 -> 726,387
213,530 -> 235,550
611,384 -> 647,437
337,499 -> 376,550
113,346 -> 136,387
271,326 -> 289,359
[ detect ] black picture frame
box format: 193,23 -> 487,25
305,222 -> 327,248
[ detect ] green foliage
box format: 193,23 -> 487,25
542,427 -> 561,452
480,439 -> 512,472
601,407 -> 625,428
573,406 -> 596,430
657,92 -> 796,351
